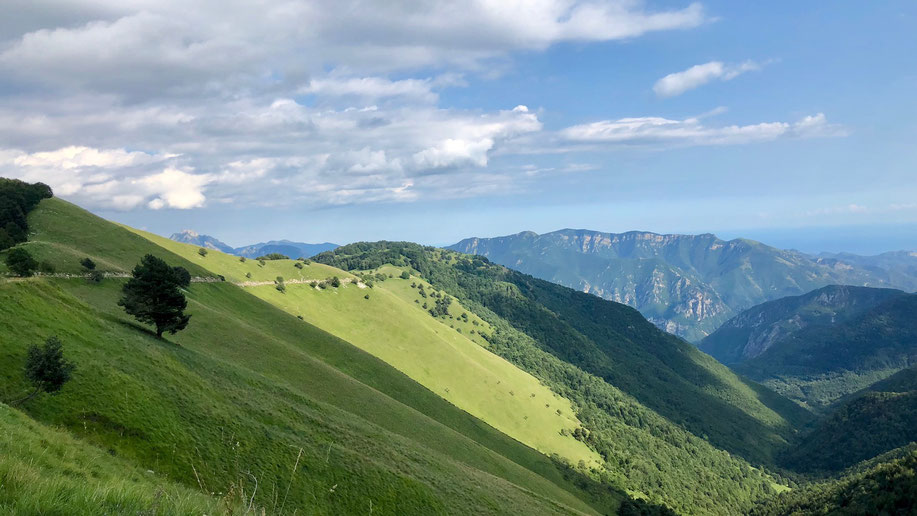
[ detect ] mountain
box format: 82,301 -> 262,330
233,239 -> 338,259
778,366 -> 917,473
313,243 -> 813,466
728,292 -> 917,408
699,285 -> 907,365
168,229 -> 235,253
448,230 -> 917,341
3,196 -> 652,515
169,230 -> 338,259
148,235 -> 800,513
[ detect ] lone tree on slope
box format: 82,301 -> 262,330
118,254 -> 191,338
15,336 -> 75,405
5,247 -> 38,277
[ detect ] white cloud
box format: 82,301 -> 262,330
653,60 -> 763,98
139,168 -> 213,209
559,112 -> 843,146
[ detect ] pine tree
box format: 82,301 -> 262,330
118,254 -> 191,338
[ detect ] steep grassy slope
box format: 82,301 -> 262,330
311,242 -> 813,514
733,293 -> 917,408
0,404 -> 238,515
700,285 -> 905,365
751,447 -> 917,515
448,230 -> 917,341
1,198 -> 629,515
129,228 -> 603,471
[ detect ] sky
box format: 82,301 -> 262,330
1,1 -> 915,254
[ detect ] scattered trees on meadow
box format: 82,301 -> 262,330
118,254 -> 190,338
256,253 -> 289,260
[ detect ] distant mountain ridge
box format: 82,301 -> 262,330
699,285 -> 907,365
717,290 -> 917,408
169,230 -> 337,259
448,229 -> 917,341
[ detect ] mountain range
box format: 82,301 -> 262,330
448,229 -> 917,341
169,229 -> 338,259
4,183 -> 917,514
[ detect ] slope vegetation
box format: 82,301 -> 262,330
700,285 -> 905,364
1,197 -> 635,515
312,242 -> 813,514
448,230 -> 917,341
732,292 -> 917,408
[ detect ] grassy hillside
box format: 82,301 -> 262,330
129,227 -> 604,471
1,198 -> 634,515
311,242 -> 812,514
0,404 -> 238,514
733,293 -> 917,408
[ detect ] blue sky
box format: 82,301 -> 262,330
1,1 -> 915,253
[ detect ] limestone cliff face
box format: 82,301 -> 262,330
449,229 -> 917,342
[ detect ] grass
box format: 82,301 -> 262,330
0,403 -> 236,515
0,198 -> 621,515
127,226 -> 604,470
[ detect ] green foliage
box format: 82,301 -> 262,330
239,256 -> 246,262
330,276 -> 341,288
118,255 -> 191,338
400,270 -> 411,279
734,293 -> 917,408
751,448 -> 917,515
275,276 -> 286,293
0,178 -> 53,251
314,242 -> 808,514
87,270 -> 103,283
779,369 -> 917,474
5,248 -> 38,277
293,261 -> 303,269
37,260 -> 55,274
197,247 -> 208,257
80,257 -> 96,271
256,252 -> 289,260
172,265 -> 191,288
22,336 -> 75,400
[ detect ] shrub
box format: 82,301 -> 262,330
364,294 -> 370,300
400,271 -> 410,280
80,257 -> 96,270
330,276 -> 341,288
198,247 -> 208,257
172,266 -> 191,288
16,336 -> 75,405
256,253 -> 289,260
88,270 -> 104,283
294,262 -> 303,269
239,256 -> 247,263
245,272 -> 252,279
5,247 -> 37,277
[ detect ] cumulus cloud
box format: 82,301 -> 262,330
559,112 -> 844,146
653,60 -> 764,98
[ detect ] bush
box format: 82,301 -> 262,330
256,253 -> 289,260
400,271 -> 411,280
16,336 -> 75,405
88,270 -> 104,283
239,256 -> 247,263
364,294 -> 370,300
80,257 -> 96,271
294,262 -> 303,269
5,247 -> 37,277
198,247 -> 208,257
245,272 -> 252,279
172,266 -> 191,288
330,276 -> 341,288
